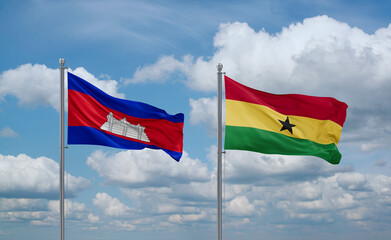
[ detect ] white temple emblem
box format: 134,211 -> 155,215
100,112 -> 150,142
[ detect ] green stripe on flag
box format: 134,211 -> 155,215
224,125 -> 341,164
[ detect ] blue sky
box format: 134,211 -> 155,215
1,0 -> 391,240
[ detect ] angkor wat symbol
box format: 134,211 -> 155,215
100,112 -> 150,142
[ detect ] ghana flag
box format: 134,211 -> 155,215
224,76 -> 348,164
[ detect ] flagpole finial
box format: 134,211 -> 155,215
217,63 -> 223,72
59,58 -> 65,65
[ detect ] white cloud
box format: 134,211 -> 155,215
86,149 -> 210,187
4,211 -> 46,221
172,181 -> 217,201
226,217 -> 250,227
225,196 -> 255,216
130,15 -> 391,150
341,207 -> 367,220
91,146 -> 391,230
110,220 -> 136,231
0,64 -> 124,111
129,15 -> 391,94
0,127 -> 18,138
295,199 -> 326,210
293,182 -> 322,201
0,198 -> 44,211
0,198 -> 89,225
337,172 -> 369,191
85,148 -> 223,226
0,153 -> 90,198
330,193 -> 356,209
88,213 -> 100,223
30,216 -> 57,226
121,187 -> 173,200
1,152 -> 390,231
189,97 -> 219,136
223,150 -> 348,184
71,67 -> 125,99
124,55 -> 193,84
93,192 -> 132,217
121,186 -> 205,217
157,204 -> 179,214
168,214 -> 182,223
250,170 -> 391,225
48,199 -> 87,220
0,64 -> 58,109
130,217 -> 155,225
366,174 -> 391,194
168,211 -> 207,223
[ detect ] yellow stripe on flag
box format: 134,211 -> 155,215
226,99 -> 343,145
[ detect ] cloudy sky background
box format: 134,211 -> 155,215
1,0 -> 391,239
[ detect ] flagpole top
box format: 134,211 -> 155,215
217,63 -> 223,72
59,58 -> 65,66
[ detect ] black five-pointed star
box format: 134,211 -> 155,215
278,116 -> 296,134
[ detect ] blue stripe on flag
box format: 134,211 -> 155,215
68,126 -> 182,161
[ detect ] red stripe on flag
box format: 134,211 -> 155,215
68,89 -> 183,152
225,76 -> 348,127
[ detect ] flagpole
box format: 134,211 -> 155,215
59,58 -> 65,240
217,63 -> 223,240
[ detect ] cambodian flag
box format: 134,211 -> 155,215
67,72 -> 184,161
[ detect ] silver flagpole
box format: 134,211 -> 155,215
217,63 -> 223,240
59,58 -> 65,240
